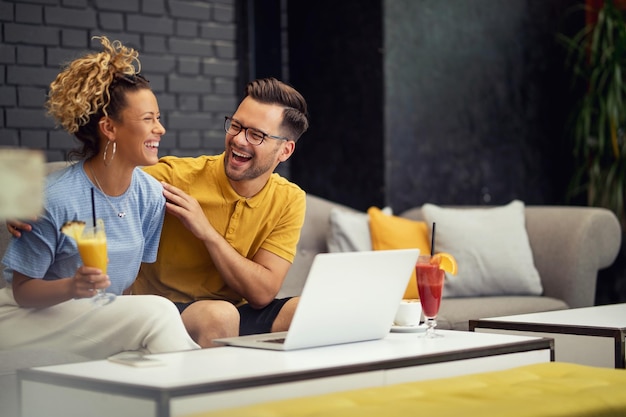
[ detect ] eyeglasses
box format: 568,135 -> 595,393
224,116 -> 290,146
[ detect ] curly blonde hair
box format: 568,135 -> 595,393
45,36 -> 151,160
46,36 -> 141,134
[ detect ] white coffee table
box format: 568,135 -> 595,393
470,303 -> 626,368
18,330 -> 552,417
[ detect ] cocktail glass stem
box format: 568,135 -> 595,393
92,289 -> 116,306
423,316 -> 440,338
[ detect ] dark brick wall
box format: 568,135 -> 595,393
0,0 -> 239,162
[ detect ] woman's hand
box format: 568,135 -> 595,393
71,265 -> 111,299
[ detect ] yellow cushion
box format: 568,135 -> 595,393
367,207 -> 431,299
183,362 -> 626,417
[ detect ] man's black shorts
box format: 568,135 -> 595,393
174,297 -> 292,336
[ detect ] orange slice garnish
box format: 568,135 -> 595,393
432,252 -> 458,275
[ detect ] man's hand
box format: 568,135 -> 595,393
6,219 -> 33,238
161,181 -> 216,243
160,182 -> 290,307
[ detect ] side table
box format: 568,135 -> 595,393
470,303 -> 626,368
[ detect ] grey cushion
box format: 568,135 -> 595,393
326,206 -> 392,253
422,201 -> 543,297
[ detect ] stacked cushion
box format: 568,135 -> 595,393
367,207 -> 430,299
326,200 -> 542,299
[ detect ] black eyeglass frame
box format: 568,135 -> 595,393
224,116 -> 290,146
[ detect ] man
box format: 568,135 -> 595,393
8,78 -> 310,348
130,77 -> 309,347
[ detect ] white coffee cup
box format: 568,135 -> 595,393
394,299 -> 422,326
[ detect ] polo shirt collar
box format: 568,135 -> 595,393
216,153 -> 274,209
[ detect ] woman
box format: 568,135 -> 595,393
0,36 -> 199,358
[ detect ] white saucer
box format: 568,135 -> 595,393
390,324 -> 427,333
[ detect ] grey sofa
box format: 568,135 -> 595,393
279,194 -> 622,330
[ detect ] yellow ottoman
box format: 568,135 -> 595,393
184,362 -> 626,417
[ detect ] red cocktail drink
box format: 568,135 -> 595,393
416,263 -> 444,318
415,255 -> 445,337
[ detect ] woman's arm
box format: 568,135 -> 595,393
11,267 -> 110,308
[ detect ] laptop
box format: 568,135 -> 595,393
213,248 -> 420,351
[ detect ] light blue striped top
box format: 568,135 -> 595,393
2,160 -> 165,294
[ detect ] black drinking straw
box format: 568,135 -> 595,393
90,187 -> 96,227
430,222 -> 436,256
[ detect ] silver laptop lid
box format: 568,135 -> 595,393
214,248 -> 420,350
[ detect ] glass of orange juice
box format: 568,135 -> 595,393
77,219 -> 115,306
415,254 -> 445,337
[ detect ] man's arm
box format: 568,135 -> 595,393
160,181 -> 290,308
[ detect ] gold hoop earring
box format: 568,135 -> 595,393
103,140 -> 116,167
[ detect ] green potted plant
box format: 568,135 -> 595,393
559,0 -> 626,229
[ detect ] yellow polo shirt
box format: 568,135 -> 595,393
131,153 -> 306,304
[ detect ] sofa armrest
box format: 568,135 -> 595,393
524,206 -> 621,308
